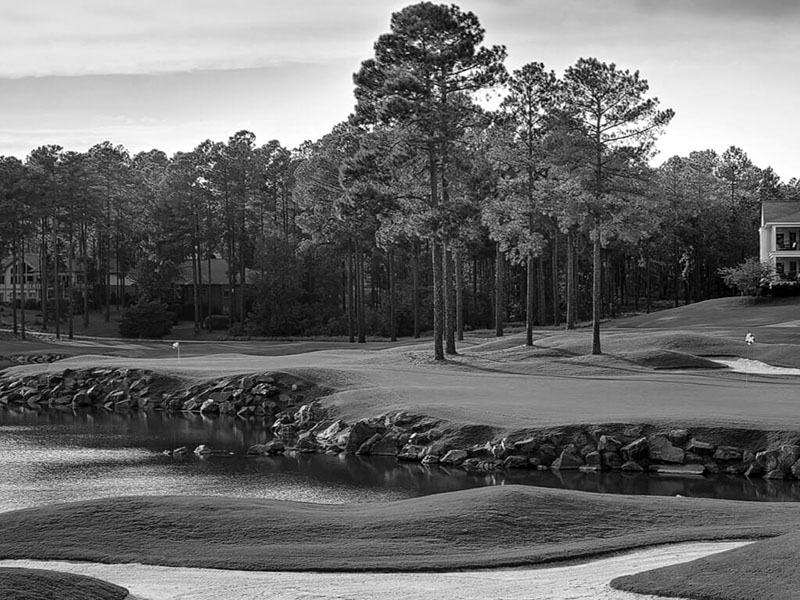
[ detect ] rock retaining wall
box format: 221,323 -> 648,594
2,367 -> 800,482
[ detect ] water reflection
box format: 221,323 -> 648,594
2,407 -> 800,513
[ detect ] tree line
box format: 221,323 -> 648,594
1,2 -> 798,355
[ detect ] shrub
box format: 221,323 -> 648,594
204,314 -> 230,330
119,301 -> 174,338
770,280 -> 800,297
718,258 -> 773,296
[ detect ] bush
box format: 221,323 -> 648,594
718,258 -> 773,296
770,280 -> 800,297
204,314 -> 230,331
119,301 -> 174,338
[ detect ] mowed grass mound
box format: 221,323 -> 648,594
0,567 -> 128,600
612,531 -> 800,600
2,486 -> 800,571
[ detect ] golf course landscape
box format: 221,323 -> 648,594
2,295 -> 800,599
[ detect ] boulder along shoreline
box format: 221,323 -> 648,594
3,366 -> 800,482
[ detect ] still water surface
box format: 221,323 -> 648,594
2,408 -> 800,513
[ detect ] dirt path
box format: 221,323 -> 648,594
0,541 -> 749,600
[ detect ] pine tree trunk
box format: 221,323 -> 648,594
526,251 -> 534,346
551,231 -> 560,327
82,225 -> 89,328
444,242 -> 456,355
455,249 -> 464,342
495,243 -> 503,337
537,255 -> 546,327
356,241 -> 366,344
53,217 -> 61,339
40,220 -> 49,331
68,226 -> 74,340
592,229 -> 602,355
346,245 -> 354,343
412,241 -> 420,339
11,233 -> 18,335
388,250 -> 396,342
429,141 -> 444,361
19,250 -> 26,341
432,240 -> 444,359
566,231 -> 575,329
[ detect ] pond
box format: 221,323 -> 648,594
2,407 -> 799,513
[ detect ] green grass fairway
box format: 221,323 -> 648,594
612,530 -> 800,600
0,486 -> 799,572
0,567 -> 128,600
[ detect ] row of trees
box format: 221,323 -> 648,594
1,2 -> 798,355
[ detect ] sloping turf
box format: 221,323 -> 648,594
0,567 -> 128,600
0,486 -> 799,571
612,530 -> 800,600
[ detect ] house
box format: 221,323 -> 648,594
0,252 -> 41,303
759,202 -> 800,279
0,252 -> 134,305
175,258 -> 256,314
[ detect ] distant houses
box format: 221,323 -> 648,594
175,257 -> 255,316
0,252 -> 134,306
760,202 -> 800,280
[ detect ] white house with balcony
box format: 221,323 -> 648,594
760,202 -> 800,280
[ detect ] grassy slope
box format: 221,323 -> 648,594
611,531 -> 800,600
0,567 -> 128,600
1,486 -> 799,572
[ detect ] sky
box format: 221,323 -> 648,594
0,0 -> 797,181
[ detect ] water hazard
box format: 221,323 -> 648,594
2,408 -> 799,513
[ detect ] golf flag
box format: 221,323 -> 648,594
745,332 -> 755,346
172,342 -> 180,349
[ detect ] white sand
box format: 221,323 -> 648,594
0,541 -> 749,600
713,357 -> 800,375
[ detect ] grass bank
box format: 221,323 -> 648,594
0,567 -> 128,600
612,530 -> 800,599
1,486 -> 800,572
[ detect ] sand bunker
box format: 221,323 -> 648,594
0,541 -> 749,600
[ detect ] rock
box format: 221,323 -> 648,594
686,438 -> 716,456
344,420 -> 380,454
397,443 -> 426,461
72,390 -> 92,406
296,433 -> 320,453
511,437 -> 538,454
420,454 -> 440,465
713,445 -> 743,462
765,469 -> 789,480
193,444 -> 213,456
668,429 -> 689,446
355,433 -> 383,455
778,445 -> 800,472
597,435 -> 622,453
791,458 -> 800,479
621,437 -> 648,461
584,451 -> 603,469
529,444 -> 558,467
621,460 -> 645,472
649,464 -> 705,475
602,451 -> 623,470
647,435 -> 684,464
199,399 -> 219,414
172,446 -> 188,456
369,432 -> 404,456
551,445 -> 584,470
440,449 -> 468,466
503,454 -> 529,469
246,440 -> 286,455
468,442 -> 494,460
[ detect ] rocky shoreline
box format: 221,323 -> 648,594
3,367 -> 800,482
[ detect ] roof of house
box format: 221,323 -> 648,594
763,202 -> 800,225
